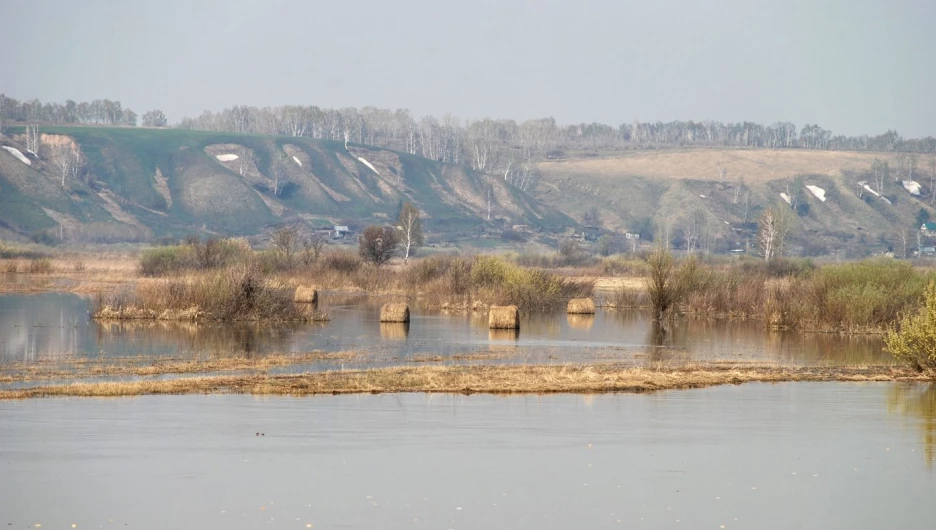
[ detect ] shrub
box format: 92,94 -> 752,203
27,258 -> 54,274
885,281 -> 936,372
140,245 -> 193,276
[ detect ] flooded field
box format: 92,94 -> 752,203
0,293 -> 891,367
1,383 -> 934,529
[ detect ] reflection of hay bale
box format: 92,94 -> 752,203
294,286 -> 318,304
567,298 -> 596,314
567,314 -> 595,330
489,305 -> 520,329
380,303 -> 410,323
380,322 -> 410,339
489,328 -> 519,341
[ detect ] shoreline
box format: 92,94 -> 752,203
0,363 -> 928,400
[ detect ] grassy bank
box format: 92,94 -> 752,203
613,253 -> 936,333
93,266 -> 325,321
0,363 -> 924,399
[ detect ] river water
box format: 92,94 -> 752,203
1,383 -> 934,529
0,293 -> 890,366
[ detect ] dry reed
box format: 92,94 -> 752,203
0,364 -> 924,400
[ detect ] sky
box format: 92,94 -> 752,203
3,0 -> 934,137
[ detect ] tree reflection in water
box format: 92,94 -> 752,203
888,383 -> 936,467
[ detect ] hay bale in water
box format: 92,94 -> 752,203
294,286 -> 318,304
380,303 -> 410,323
489,305 -> 520,329
567,298 -> 596,314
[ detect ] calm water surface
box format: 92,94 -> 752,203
0,293 -> 890,366
1,383 -> 934,529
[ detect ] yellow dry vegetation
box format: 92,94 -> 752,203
539,148 -> 893,183
0,363 -> 924,399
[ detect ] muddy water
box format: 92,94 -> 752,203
0,383 -> 934,529
0,293 -> 890,365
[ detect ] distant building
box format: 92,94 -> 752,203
334,225 -> 351,239
921,222 -> 936,237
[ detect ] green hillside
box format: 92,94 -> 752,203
0,127 -> 572,243
534,148 -> 936,258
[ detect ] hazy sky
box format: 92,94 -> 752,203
3,0 -> 934,137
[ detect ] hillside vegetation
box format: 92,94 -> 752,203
0,127 -> 569,243
535,148 -> 936,257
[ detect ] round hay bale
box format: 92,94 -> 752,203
567,298 -> 596,314
380,322 -> 410,339
294,286 -> 319,304
489,305 -> 520,329
380,303 -> 410,323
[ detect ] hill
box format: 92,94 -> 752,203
534,148 -> 936,257
0,127 -> 571,244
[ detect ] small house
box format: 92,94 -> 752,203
334,225 -> 351,239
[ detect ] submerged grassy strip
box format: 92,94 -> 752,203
0,351 -> 363,383
0,364 -> 926,399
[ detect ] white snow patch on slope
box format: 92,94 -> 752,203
215,154 -> 239,162
357,157 -> 379,175
863,184 -> 881,197
902,180 -> 921,196
882,196 -> 892,205
292,156 -> 302,167
2,146 -> 31,165
805,185 -> 826,202
780,192 -> 791,205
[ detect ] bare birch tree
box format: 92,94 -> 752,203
25,124 -> 40,156
758,207 -> 790,261
49,142 -> 82,188
396,201 -> 424,263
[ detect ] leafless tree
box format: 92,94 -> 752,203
300,234 -> 327,267
141,109 -> 167,127
49,142 -> 82,188
25,124 -> 40,156
871,159 -> 889,196
396,201 -> 424,263
717,163 -> 727,184
930,157 -> 936,205
271,226 -> 299,264
758,207 -> 790,261
896,226 -> 911,259
358,225 -> 399,266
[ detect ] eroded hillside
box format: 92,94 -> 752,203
0,127 -> 570,242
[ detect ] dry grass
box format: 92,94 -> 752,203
0,363 -> 926,399
538,148 -> 888,183
0,351 -> 361,383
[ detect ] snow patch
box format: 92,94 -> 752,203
779,192 -> 791,205
902,180 -> 922,196
215,154 -> 239,162
2,146 -> 31,165
357,157 -> 379,175
699,194 -> 706,198
292,156 -> 302,167
805,185 -> 826,202
882,196 -> 892,205
863,184 -> 880,197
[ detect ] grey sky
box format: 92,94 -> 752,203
3,0 -> 934,137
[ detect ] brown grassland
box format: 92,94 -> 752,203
0,364 -> 925,400
538,148 -> 891,182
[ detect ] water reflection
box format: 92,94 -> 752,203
379,322 -> 409,340
566,314 -> 594,330
888,383 -> 936,467
0,292 -> 894,366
